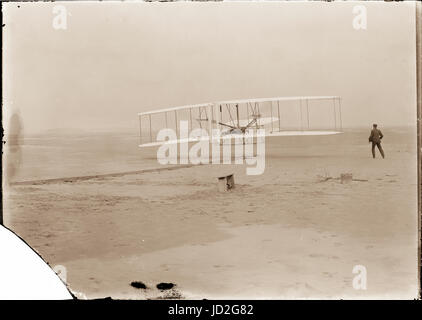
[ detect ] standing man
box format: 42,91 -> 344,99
368,123 -> 385,159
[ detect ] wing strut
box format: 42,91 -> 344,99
299,99 -> 303,131
139,114 -> 142,144
175,110 -> 178,138
149,114 -> 152,143
270,101 -> 274,133
333,98 -> 337,130
236,104 -> 240,128
306,99 -> 310,129
277,100 -> 281,131
339,98 -> 343,131
189,108 -> 193,131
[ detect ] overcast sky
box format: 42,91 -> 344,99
3,1 -> 417,134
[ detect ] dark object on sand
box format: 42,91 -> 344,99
130,281 -> 147,289
156,282 -> 175,290
218,174 -> 235,192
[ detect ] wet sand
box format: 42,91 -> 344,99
3,127 -> 418,299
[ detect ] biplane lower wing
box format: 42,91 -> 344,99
138,130 -> 342,148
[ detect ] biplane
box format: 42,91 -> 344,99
138,96 -> 342,147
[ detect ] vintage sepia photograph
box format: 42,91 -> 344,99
1,1 -> 420,300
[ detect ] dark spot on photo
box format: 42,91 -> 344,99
156,282 -> 175,290
130,281 -> 147,289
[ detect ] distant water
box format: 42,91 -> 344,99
3,127 -> 416,182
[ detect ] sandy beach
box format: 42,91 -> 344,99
3,127 -> 418,299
